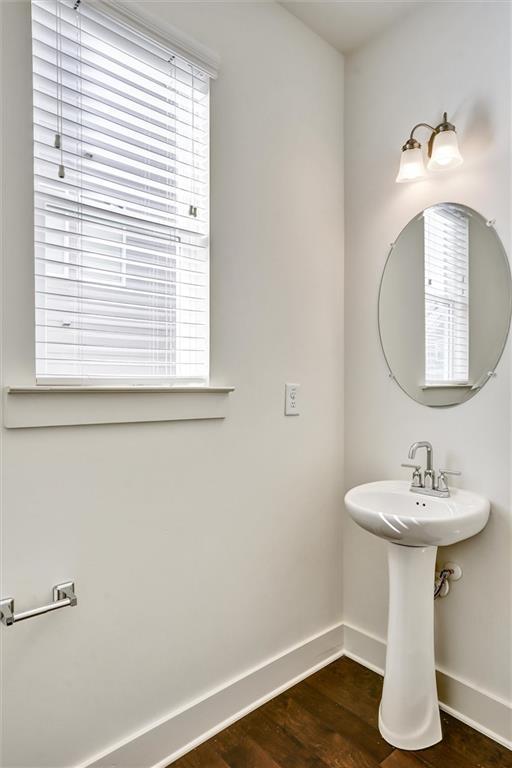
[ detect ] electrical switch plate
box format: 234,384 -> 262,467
285,383 -> 300,415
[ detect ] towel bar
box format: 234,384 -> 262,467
0,582 -> 77,626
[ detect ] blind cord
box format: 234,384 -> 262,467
55,0 -> 64,177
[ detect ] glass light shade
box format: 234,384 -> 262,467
428,130 -> 463,171
396,147 -> 427,183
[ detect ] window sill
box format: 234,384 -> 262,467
4,385 -> 234,428
420,383 -> 472,390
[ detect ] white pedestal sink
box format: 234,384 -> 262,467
344,480 -> 490,750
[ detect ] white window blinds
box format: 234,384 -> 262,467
31,0 -> 211,384
424,204 -> 469,385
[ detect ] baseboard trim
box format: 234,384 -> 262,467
80,622 -> 345,768
343,622 -> 512,751
80,620 -> 511,768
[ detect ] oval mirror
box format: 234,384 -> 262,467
379,203 -> 511,407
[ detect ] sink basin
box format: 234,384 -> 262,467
344,480 -> 489,547
344,478 -> 490,751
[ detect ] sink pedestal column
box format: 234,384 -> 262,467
379,543 -> 442,750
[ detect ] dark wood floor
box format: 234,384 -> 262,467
171,657 -> 511,768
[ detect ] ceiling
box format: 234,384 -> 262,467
280,1 -> 424,54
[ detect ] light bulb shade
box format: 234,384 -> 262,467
396,146 -> 427,183
428,130 -> 463,171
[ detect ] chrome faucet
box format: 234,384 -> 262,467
402,441 -> 460,498
408,441 -> 433,469
408,441 -> 434,489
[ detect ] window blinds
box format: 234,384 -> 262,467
31,0 -> 211,384
424,204 -> 469,385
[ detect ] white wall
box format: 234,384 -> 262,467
0,3 -> 344,766
344,0 -> 511,727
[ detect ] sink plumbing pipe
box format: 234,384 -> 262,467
434,562 -> 462,599
434,568 -> 453,599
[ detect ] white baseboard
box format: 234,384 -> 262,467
343,622 -> 512,751
80,620 -> 511,768
80,622 -> 345,768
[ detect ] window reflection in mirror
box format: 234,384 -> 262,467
424,205 -> 469,386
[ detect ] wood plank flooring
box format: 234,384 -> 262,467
171,658 -> 511,768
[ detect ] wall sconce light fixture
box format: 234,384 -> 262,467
396,112 -> 463,183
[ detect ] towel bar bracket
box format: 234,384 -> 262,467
0,581 -> 77,626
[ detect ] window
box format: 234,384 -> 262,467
424,204 -> 469,385
31,0 -> 211,385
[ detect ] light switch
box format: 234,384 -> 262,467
285,383 -> 300,415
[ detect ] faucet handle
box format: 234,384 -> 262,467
437,469 -> 461,492
401,463 -> 422,488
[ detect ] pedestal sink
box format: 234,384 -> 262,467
344,480 -> 490,750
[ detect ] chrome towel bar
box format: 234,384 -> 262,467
0,582 -> 77,626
